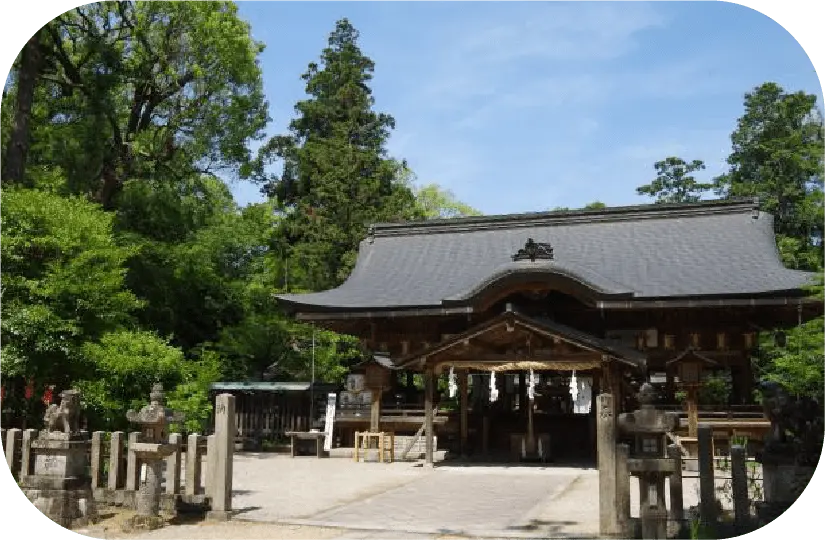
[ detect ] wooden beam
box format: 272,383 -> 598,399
439,352 -> 602,363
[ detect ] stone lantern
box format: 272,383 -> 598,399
618,383 -> 680,539
125,383 -> 184,529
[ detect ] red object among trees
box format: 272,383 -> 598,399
42,386 -> 54,405
24,379 -> 35,400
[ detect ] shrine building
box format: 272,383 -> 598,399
275,198 -> 821,464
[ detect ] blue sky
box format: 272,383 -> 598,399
231,1 -> 823,214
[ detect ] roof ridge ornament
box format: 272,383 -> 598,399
512,238 -> 554,262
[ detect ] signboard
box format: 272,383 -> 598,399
346,374 -> 365,392
323,392 -> 336,452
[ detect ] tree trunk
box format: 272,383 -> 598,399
3,31 -> 44,186
97,161 -> 121,210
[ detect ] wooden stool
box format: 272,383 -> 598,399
354,431 -> 395,463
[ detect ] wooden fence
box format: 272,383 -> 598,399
208,390 -> 320,445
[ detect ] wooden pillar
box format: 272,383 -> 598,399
609,362 -> 622,414
424,366 -> 434,466
687,386 -> 699,438
458,369 -> 469,456
370,387 -> 381,432
406,371 -> 415,403
741,357 -> 754,404
666,371 -> 675,403
518,372 -> 527,418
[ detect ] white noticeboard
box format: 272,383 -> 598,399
323,392 -> 336,452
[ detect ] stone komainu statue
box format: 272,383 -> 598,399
759,380 -> 824,467
44,389 -> 81,433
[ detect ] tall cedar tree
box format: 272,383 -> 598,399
714,83 -> 824,270
260,19 -> 420,291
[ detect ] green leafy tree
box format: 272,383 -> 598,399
550,201 -> 607,211
754,278 -> 824,404
256,18 -> 420,290
166,349 -> 223,433
1,188 -> 142,386
76,330 -> 187,430
2,1 -> 268,208
714,83 -> 824,269
637,157 -> 711,203
118,177 -> 280,352
413,183 -> 482,219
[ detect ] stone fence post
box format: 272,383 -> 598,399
5,428 -> 21,478
126,431 -> 141,491
165,433 -> 182,495
90,431 -> 105,489
207,393 -> 235,521
206,434 -> 217,499
616,443 -> 631,537
20,429 -> 38,478
731,445 -> 749,531
185,433 -> 203,496
667,444 -> 684,523
108,431 -> 125,490
597,393 -> 618,537
698,424 -> 717,531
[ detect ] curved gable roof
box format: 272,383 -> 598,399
277,199 -> 815,314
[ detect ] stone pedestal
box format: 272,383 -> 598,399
20,431 -> 97,528
756,457 -> 815,525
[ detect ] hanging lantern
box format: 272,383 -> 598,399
448,367 -> 457,398
489,371 -> 499,402
24,379 -> 34,400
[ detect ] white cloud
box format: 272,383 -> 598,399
407,3 -> 667,114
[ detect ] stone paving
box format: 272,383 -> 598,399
78,453 -> 730,540
292,465 -> 599,538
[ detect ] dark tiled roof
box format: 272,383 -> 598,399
276,199 -> 815,312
